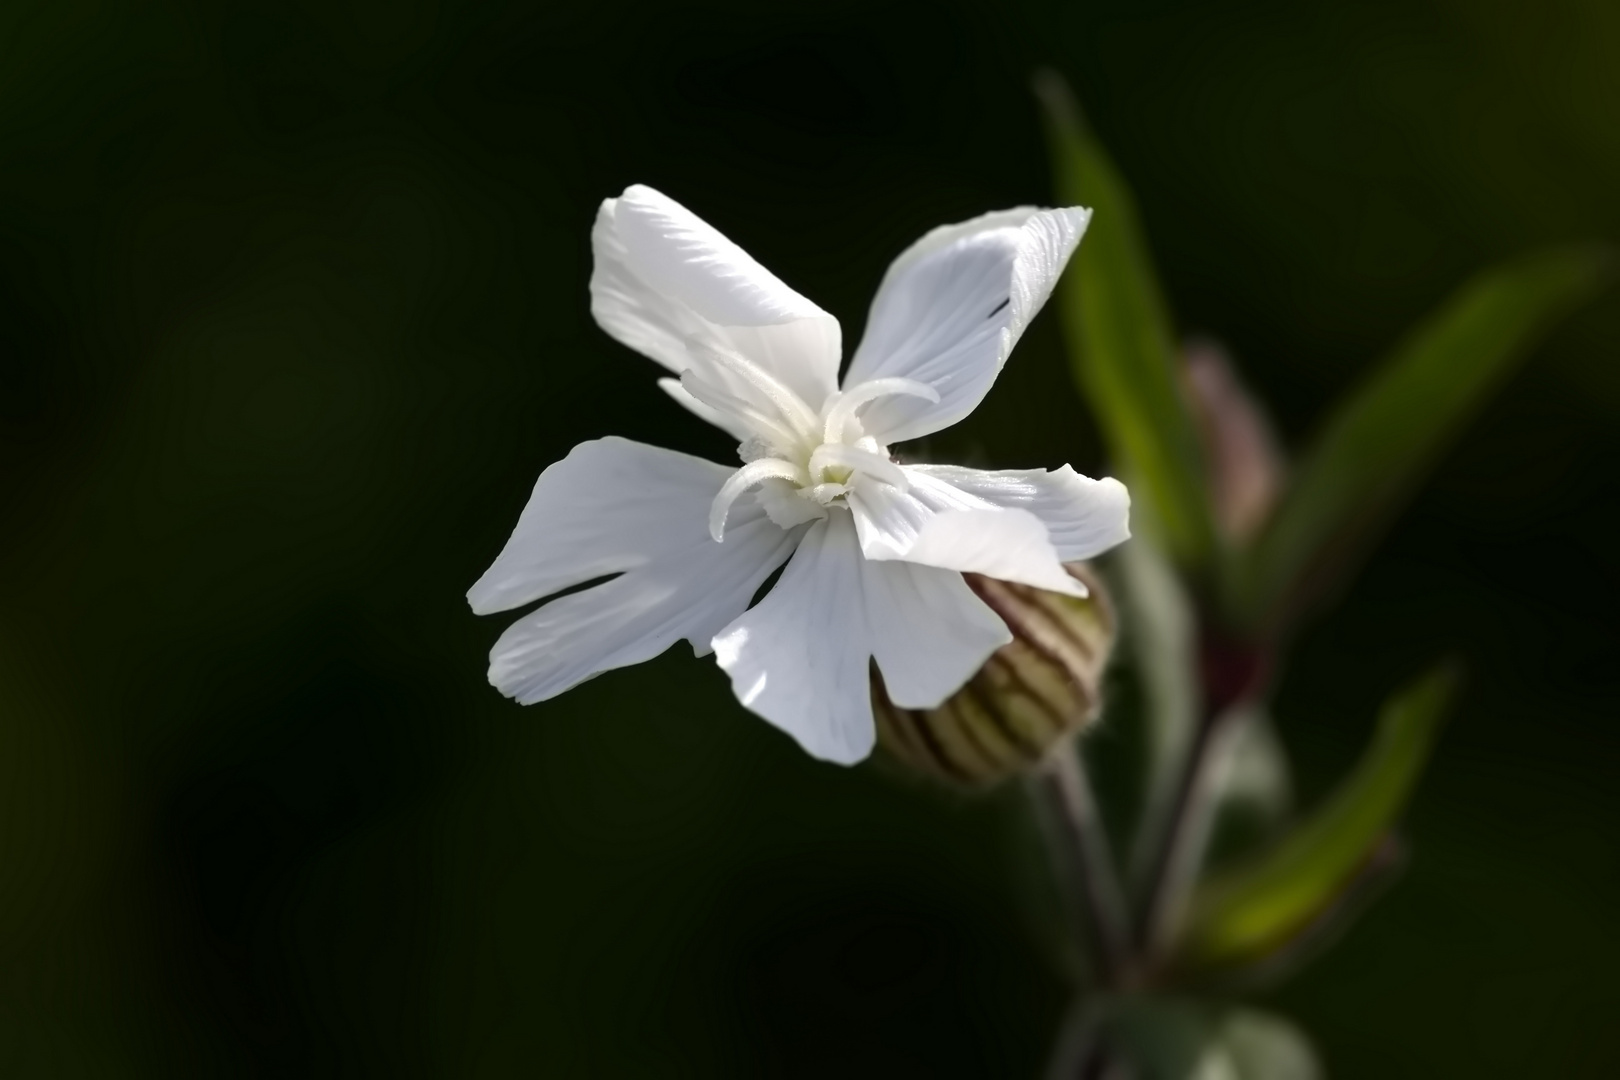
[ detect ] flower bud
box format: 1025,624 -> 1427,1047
872,564 -> 1116,788
1182,338 -> 1285,543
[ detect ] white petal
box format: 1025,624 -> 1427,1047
590,186 -> 841,413
469,437 -> 721,614
903,509 -> 1086,596
906,464 -> 1131,561
843,206 -> 1091,444
844,481 -> 935,560
657,377 -> 752,442
590,200 -> 713,376
848,477 -> 1084,596
711,512 -> 875,765
862,557 -> 1010,709
845,469 -> 996,561
468,438 -> 800,702
712,320 -> 841,414
485,519 -> 790,703
613,185 -> 825,328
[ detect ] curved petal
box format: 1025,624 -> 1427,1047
907,464 -> 1131,561
590,199 -> 712,378
485,518 -> 792,703
590,186 -> 841,413
711,512 -> 874,765
656,377 -> 752,442
844,469 -> 996,561
848,476 -> 1083,596
902,509 -> 1085,596
613,185 -> 825,328
863,557 -> 1010,710
469,437 -> 725,614
844,206 -> 1091,444
469,438 -> 800,702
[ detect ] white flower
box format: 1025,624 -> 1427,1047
468,185 -> 1130,765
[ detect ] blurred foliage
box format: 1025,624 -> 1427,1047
0,0 -> 1618,1077
1178,665 -> 1455,979
1047,998 -> 1322,1080
1040,70 -> 1612,645
1036,71 -> 1217,573
1231,247 -> 1613,636
1041,62 -> 1605,1051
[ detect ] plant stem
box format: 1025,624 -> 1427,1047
1135,704 -> 1245,962
1030,739 -> 1133,988
1043,1001 -> 1130,1080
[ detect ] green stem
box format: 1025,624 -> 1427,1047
1030,739 -> 1134,988
1136,704 -> 1245,963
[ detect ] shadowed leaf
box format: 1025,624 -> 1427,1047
1175,663 -> 1457,973
1231,246 -> 1612,633
1035,70 -> 1215,572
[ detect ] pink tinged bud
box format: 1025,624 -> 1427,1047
1182,339 -> 1286,543
872,564 -> 1116,788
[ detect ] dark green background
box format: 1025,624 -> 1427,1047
2,0 -> 1616,1075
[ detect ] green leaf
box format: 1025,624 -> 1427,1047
1230,246 -> 1613,633
1193,836 -> 1407,993
1175,663 -> 1457,972
1034,71 -> 1216,571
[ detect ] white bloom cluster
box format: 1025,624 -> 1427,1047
469,186 -> 1129,764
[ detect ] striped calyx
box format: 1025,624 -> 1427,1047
873,563 -> 1115,788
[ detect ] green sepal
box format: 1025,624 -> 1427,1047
1034,71 -> 1216,572
1229,246 -> 1613,634
1174,664 -> 1457,974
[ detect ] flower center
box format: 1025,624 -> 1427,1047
687,350 -> 938,541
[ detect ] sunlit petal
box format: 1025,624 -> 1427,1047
469,438 -> 799,701
849,477 -> 1084,596
907,463 -> 1131,561
843,206 -> 1090,444
591,186 -> 841,414
863,557 -> 1011,710
712,513 -> 874,764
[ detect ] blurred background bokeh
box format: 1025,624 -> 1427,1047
2,0 -> 1617,1075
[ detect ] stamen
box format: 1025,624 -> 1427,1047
809,444 -> 908,491
823,377 -> 939,443
710,457 -> 811,541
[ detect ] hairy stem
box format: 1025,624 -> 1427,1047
1030,740 -> 1134,988
1135,704 -> 1245,963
